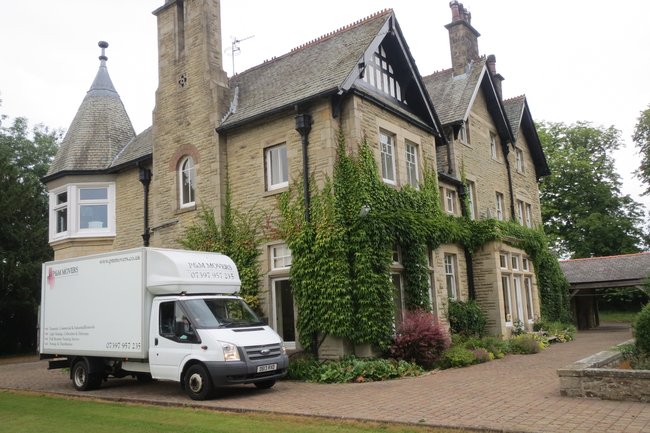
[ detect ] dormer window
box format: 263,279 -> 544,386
362,45 -> 403,103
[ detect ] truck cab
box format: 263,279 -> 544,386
149,294 -> 288,399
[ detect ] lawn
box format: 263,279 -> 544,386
599,310 -> 639,323
0,391 -> 477,433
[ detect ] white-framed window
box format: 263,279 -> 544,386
49,183 -> 115,241
380,131 -> 396,184
511,254 -> 520,271
270,243 -> 292,270
466,181 -> 477,220
524,277 -> 533,320
53,190 -> 68,236
517,200 -> 524,224
265,144 -> 288,191
495,192 -> 505,221
179,156 -> 196,208
513,275 -> 525,324
499,252 -> 508,269
392,273 -> 405,322
392,243 -> 402,264
444,254 -> 458,300
405,141 -> 419,188
502,275 -> 512,324
525,204 -> 533,228
515,148 -> 524,173
490,133 -> 498,160
445,189 -> 456,215
459,121 -> 470,144
362,45 -> 403,102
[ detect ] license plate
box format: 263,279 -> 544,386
257,363 -> 277,373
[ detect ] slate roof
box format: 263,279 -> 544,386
560,252 -> 650,285
110,126 -> 153,170
503,95 -> 550,178
220,10 -> 392,129
45,52 -> 136,180
45,55 -> 135,180
422,58 -> 487,125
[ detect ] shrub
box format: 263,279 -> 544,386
286,356 -> 423,383
533,320 -> 576,343
447,300 -> 487,337
463,335 -> 509,359
389,310 -> 451,368
634,303 -> 650,354
470,347 -> 493,363
441,345 -> 476,368
508,334 -> 546,354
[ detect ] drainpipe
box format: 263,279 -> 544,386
503,143 -> 516,220
295,113 -> 313,222
139,166 -> 152,247
294,113 -> 316,357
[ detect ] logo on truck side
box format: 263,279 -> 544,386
46,266 -> 79,289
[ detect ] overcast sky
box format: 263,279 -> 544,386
2,0 -> 649,208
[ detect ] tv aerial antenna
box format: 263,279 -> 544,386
227,35 -> 255,76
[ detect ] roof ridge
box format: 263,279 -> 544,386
560,251 -> 650,263
504,94 -> 526,103
290,9 -> 392,54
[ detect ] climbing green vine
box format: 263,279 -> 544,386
181,183 -> 263,312
279,131 -> 571,351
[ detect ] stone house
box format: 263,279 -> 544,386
42,0 -> 549,355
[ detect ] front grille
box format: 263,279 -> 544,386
244,343 -> 282,361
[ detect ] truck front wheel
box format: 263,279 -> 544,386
72,359 -> 102,391
184,364 -> 213,400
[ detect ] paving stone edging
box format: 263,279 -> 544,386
557,339 -> 650,402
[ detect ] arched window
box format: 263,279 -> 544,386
179,156 -> 196,208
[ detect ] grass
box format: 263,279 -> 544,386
0,391 -> 479,433
599,310 -> 639,323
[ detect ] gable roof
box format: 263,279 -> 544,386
44,50 -> 136,182
503,95 -> 550,179
560,252 -> 650,287
422,58 -> 513,145
219,10 -> 442,137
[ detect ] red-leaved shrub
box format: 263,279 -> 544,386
389,310 -> 451,368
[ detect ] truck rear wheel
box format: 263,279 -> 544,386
184,364 -> 213,400
254,379 -> 276,390
72,359 -> 102,391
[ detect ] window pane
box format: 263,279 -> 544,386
267,145 -> 288,189
271,244 -> 292,269
80,188 -> 107,200
380,133 -> 395,182
56,208 -> 67,233
392,273 -> 404,322
502,276 -> 511,322
79,204 -> 107,229
180,157 -> 196,205
56,192 -> 67,205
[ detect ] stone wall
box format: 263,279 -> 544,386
557,341 -> 650,403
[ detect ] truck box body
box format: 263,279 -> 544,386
40,248 -> 240,359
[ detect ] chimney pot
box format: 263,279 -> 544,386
449,1 -> 461,21
487,54 -> 497,74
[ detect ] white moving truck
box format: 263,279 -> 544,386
40,247 -> 289,400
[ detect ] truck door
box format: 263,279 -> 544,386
149,300 -> 200,381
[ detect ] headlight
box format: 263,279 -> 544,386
221,342 -> 240,361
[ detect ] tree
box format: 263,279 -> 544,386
0,113 -> 60,354
633,105 -> 650,195
538,121 -> 647,258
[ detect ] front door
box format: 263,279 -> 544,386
272,278 -> 296,349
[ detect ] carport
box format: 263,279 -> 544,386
559,252 -> 650,329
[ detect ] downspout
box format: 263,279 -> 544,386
295,113 -> 317,357
503,143 -> 516,220
138,166 -> 152,247
458,183 -> 476,300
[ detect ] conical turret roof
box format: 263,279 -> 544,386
46,41 -> 135,179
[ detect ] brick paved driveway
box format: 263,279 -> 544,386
1,324 -> 648,433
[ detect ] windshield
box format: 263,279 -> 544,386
182,297 -> 263,329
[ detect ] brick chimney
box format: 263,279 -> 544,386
486,54 -> 504,99
445,1 -> 481,76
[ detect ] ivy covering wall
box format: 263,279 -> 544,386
278,132 -> 571,351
